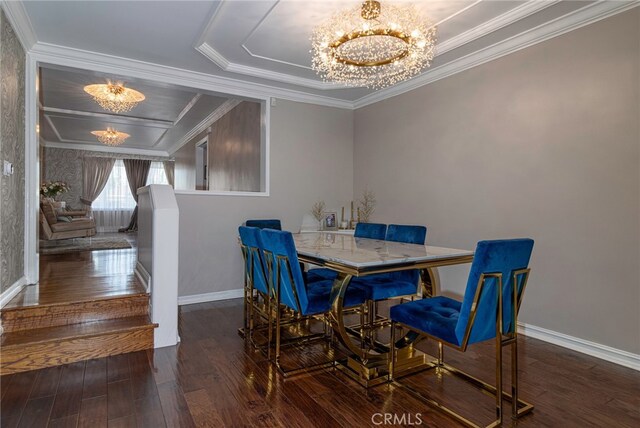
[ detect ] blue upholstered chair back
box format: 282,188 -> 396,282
246,219 -> 282,230
260,229 -> 309,314
386,224 -> 427,245
355,223 -> 387,240
238,226 -> 269,295
385,224 -> 427,283
455,239 -> 534,346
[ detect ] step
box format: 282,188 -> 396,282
0,316 -> 157,375
1,293 -> 150,333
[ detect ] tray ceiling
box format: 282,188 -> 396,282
21,1 -> 606,103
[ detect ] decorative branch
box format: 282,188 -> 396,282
358,189 -> 376,223
311,201 -> 326,222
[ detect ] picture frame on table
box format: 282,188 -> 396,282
323,211 -> 338,231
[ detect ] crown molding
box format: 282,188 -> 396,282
167,99 -> 241,155
436,0 -> 561,56
196,42 -> 346,91
353,0 -> 640,109
0,0 -> 37,51
41,140 -> 170,157
174,93 -> 202,125
29,42 -> 354,110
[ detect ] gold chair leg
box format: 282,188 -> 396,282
389,321 -> 396,380
511,337 -> 519,419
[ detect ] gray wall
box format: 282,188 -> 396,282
176,100 -> 354,297
0,10 -> 26,293
353,9 -> 639,354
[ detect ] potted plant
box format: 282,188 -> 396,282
40,181 -> 70,202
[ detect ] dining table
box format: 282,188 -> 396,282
293,231 -> 474,387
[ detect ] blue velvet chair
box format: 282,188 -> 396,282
386,224 -> 427,244
238,226 -> 271,344
246,219 -> 282,230
355,222 -> 387,239
260,229 -> 368,376
389,238 -> 535,427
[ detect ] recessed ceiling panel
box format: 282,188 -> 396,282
242,1 -> 480,70
46,114 -> 167,148
41,67 -> 197,122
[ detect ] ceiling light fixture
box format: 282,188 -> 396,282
83,82 -> 146,113
91,127 -> 130,146
311,0 -> 437,89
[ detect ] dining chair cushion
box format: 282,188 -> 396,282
390,296 -> 462,346
246,219 -> 282,230
354,224 -> 427,301
305,280 -> 368,315
352,276 -> 418,301
355,223 -> 387,240
306,268 -> 338,283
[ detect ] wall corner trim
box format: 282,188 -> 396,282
0,0 -> 37,51
0,276 -> 27,308
178,288 -> 244,306
518,322 -> 640,371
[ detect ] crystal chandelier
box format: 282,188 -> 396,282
91,128 -> 130,146
311,0 -> 437,89
83,82 -> 145,113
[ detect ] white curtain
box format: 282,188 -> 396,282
93,160 -> 168,232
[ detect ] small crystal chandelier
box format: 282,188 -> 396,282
311,0 -> 437,89
91,128 -> 130,146
83,82 -> 145,113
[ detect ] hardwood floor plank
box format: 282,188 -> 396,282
0,370 -> 39,428
47,414 -> 79,428
77,395 -> 107,428
82,359 -> 107,399
105,415 -> 135,428
106,380 -> 134,421
183,389 -> 224,428
50,361 -> 86,420
30,366 -> 63,399
134,393 -> 167,428
156,380 -> 196,428
17,395 -> 55,428
128,351 -> 158,401
107,354 -> 130,384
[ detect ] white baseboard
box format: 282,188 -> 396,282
134,262 -> 151,293
518,322 -> 640,371
1,276 -> 27,308
178,288 -> 244,306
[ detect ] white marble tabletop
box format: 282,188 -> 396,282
293,232 -> 473,269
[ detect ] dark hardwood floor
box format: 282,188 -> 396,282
1,296 -> 639,427
2,237 -> 638,427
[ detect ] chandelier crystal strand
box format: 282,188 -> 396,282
91,128 -> 130,146
83,82 -> 146,113
311,1 -> 437,89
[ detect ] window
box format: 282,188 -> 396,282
93,160 -> 168,232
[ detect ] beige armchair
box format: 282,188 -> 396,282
40,201 -> 96,240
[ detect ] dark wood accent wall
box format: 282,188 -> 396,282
208,101 -> 262,192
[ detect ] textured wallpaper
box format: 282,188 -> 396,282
0,10 -> 26,293
42,147 -> 83,208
